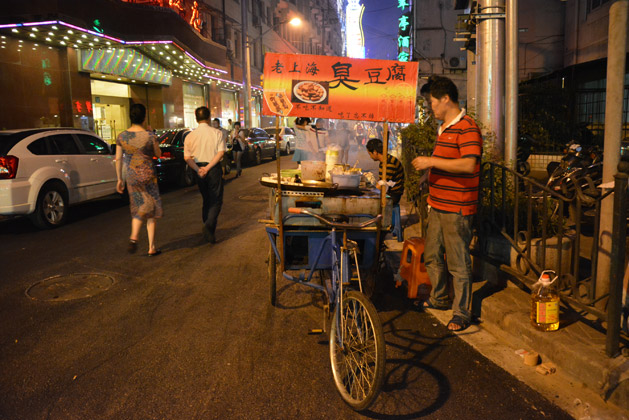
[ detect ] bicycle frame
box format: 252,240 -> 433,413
266,212 -> 381,350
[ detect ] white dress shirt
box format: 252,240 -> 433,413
184,122 -> 226,163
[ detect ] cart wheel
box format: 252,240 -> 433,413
330,291 -> 386,411
268,239 -> 277,306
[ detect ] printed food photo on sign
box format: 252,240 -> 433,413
291,80 -> 329,105
264,90 -> 293,116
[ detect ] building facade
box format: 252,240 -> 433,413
0,0 -> 345,138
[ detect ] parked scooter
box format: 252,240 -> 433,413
546,141 -> 602,199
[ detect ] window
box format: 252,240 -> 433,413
234,30 -> 241,60
27,138 -> 49,155
49,134 -> 80,155
587,0 -> 611,13
76,134 -> 109,154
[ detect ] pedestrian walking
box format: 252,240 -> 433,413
115,103 -> 163,256
411,76 -> 483,332
212,118 -> 231,177
184,106 -> 226,244
366,138 -> 405,205
230,121 -> 244,177
292,117 -> 311,164
330,121 -> 351,164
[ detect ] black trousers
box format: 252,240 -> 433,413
196,164 -> 223,235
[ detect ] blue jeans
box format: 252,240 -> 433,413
425,208 -> 474,321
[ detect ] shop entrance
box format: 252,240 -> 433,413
91,80 -> 131,143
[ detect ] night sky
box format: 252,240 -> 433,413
361,0 -> 400,60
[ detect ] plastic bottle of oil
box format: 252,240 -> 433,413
530,270 -> 560,331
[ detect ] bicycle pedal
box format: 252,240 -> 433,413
308,328 -> 324,335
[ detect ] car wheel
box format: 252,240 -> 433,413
30,182 -> 68,229
285,143 -> 291,155
180,165 -> 196,187
255,147 -> 262,165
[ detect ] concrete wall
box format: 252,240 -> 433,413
564,0 -> 629,67
518,0 -> 565,81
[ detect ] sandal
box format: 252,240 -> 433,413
147,249 -> 162,257
447,315 -> 471,332
128,239 -> 138,254
413,300 -> 450,311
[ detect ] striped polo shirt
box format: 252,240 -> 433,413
380,154 -> 405,197
428,111 -> 482,215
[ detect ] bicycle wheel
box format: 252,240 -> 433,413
268,238 -> 277,306
329,290 -> 386,411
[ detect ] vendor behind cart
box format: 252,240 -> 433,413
367,138 -> 405,205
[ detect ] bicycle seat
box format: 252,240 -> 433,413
322,214 -> 349,223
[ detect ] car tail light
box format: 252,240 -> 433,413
0,155 -> 18,179
154,151 -> 174,161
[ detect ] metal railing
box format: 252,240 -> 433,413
477,162 -> 626,357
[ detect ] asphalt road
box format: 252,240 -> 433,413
0,156 -> 573,420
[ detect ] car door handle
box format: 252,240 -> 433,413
55,159 -> 67,163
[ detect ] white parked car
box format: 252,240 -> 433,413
0,128 -> 118,228
263,126 -> 296,155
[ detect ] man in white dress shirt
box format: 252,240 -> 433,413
184,106 -> 225,243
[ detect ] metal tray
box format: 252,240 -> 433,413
259,176 -> 337,192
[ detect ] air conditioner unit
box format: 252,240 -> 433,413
447,55 -> 467,69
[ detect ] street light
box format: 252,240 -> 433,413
242,9 -> 302,127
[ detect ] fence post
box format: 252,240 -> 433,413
607,161 -> 629,357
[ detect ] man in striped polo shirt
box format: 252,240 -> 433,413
412,76 -> 482,332
366,138 -> 405,205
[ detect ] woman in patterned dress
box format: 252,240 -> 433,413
115,103 -> 163,256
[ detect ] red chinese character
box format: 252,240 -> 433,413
74,101 -> 83,113
85,101 -> 92,113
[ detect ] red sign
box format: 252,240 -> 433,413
262,53 -> 419,123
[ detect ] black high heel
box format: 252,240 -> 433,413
128,239 -> 138,254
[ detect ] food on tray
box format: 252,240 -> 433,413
294,81 -> 326,103
329,165 -> 361,176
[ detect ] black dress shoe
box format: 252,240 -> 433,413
128,239 -> 138,254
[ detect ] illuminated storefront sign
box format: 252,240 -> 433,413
397,0 -> 413,62
345,0 -> 365,59
79,48 -> 172,85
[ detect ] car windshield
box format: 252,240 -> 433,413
284,128 -> 295,135
264,128 -> 279,135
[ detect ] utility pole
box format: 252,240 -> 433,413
476,0 -> 505,157
596,0 -> 629,303
241,0 -> 251,127
505,0 -> 518,167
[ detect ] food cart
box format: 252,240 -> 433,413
258,52 -> 419,410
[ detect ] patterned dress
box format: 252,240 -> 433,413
116,130 -> 163,220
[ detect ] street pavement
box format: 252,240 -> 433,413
0,156 -> 572,419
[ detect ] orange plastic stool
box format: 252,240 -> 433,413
396,237 -> 432,299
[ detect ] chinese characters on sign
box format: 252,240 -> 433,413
397,0 -> 413,62
262,53 -> 419,123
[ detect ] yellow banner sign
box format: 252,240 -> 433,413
262,53 -> 418,123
